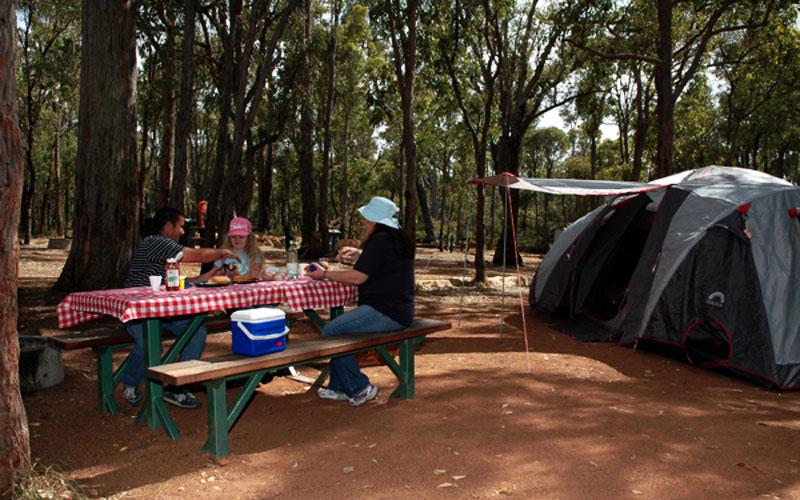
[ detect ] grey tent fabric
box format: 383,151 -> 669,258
480,165 -> 800,388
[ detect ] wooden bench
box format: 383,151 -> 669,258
42,314 -> 237,415
43,310 -> 304,415
147,317 -> 452,460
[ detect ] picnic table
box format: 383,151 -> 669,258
56,277 -> 358,438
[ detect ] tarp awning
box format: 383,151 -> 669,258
471,173 -> 665,196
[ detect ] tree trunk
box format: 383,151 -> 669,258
54,116 -> 64,236
490,134 -> 522,266
654,0 -> 675,179
0,2 -> 31,494
38,157 -> 52,234
400,3 -> 418,241
318,0 -> 339,254
257,142 -> 273,231
56,0 -> 139,291
416,176 -> 436,243
158,21 -> 177,208
339,105 -> 351,233
630,65 -> 648,181
170,0 -> 197,215
20,84 -> 36,244
298,0 -> 317,251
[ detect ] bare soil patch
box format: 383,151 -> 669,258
19,238 -> 800,498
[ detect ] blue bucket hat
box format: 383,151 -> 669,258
358,196 -> 400,229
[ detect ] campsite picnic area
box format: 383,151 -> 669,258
19,239 -> 800,499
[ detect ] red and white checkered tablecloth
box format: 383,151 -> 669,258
56,277 -> 358,328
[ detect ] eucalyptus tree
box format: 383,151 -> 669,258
170,0 -> 198,214
713,7 -> 800,176
56,0 -> 139,291
0,2 -> 29,493
330,3 -> 386,234
17,0 -> 79,244
437,0 -> 498,280
579,0 -> 781,179
484,0 -> 600,265
198,0 -> 302,247
370,0 -> 420,239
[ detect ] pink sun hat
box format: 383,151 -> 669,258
227,217 -> 252,237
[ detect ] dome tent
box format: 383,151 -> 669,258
477,166 -> 800,388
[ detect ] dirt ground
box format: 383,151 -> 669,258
18,238 -> 800,499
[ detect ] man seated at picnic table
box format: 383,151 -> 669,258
122,206 -> 238,409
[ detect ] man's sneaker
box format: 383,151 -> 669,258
348,384 -> 378,407
163,390 -> 201,409
317,387 -> 348,401
122,385 -> 141,406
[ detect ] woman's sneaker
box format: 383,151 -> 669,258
163,390 -> 201,409
348,384 -> 378,407
123,385 -> 141,406
317,387 -> 348,401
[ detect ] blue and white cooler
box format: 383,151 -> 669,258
230,308 -> 288,356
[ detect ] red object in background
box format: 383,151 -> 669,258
198,200 -> 208,228
789,207 -> 799,218
736,203 -> 751,214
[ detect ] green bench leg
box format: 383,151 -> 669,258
94,346 -> 120,415
204,379 -> 229,459
374,338 -> 417,399
202,369 -> 267,460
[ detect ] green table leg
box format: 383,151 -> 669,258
94,346 -> 120,415
138,319 -> 180,440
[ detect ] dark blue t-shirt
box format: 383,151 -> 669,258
353,231 -> 415,326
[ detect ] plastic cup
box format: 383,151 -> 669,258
149,275 -> 162,292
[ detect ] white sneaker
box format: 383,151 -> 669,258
317,387 -> 348,401
348,384 -> 378,407
122,385 -> 141,406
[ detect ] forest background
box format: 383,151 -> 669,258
2,0 -> 800,493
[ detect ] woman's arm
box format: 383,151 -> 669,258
306,266 -> 368,285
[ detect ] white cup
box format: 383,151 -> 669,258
149,275 -> 162,292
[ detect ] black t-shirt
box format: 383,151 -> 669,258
353,231 -> 415,326
125,235 -> 184,287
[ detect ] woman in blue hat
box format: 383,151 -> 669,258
306,196 -> 415,406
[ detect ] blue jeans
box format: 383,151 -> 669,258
322,305 -> 404,397
122,317 -> 207,387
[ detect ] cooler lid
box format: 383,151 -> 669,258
230,307 -> 286,322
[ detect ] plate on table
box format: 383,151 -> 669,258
194,280 -> 231,288
232,277 -> 260,285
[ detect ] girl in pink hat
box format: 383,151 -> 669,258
199,216 -> 265,280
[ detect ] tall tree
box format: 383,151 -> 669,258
56,0 -> 139,290
374,0 -> 419,239
170,0 -> 197,214
0,1 -> 30,494
318,0 -> 341,254
487,0 -> 596,265
17,0 -> 77,244
440,0 -> 497,281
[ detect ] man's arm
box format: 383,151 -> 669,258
181,247 -> 238,264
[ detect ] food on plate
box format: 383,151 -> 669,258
233,275 -> 256,283
210,275 -> 231,285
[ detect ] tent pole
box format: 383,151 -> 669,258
500,187 -> 507,338
505,184 -> 532,373
457,205 -> 471,328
